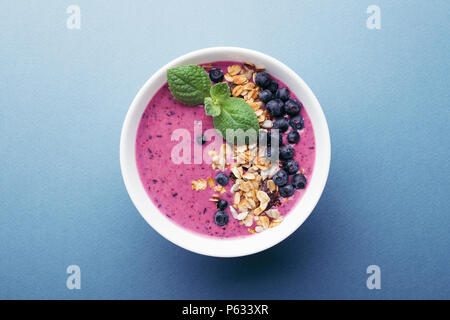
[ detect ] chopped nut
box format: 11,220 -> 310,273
234,192 -> 241,205
243,214 -> 254,227
232,85 -> 243,97
269,221 -> 280,228
224,73 -> 234,82
207,177 -> 215,188
256,190 -> 270,203
267,180 -> 276,192
259,215 -> 270,229
239,181 -> 251,192
261,165 -> 279,180
253,207 -> 264,215
231,167 -> 242,179
230,206 -> 239,219
228,64 -> 241,76
233,75 -> 248,85
243,172 -> 256,180
265,208 -> 280,219
236,211 -> 248,221
261,120 -> 273,129
255,109 -> 264,117
191,179 -> 207,191
255,226 -> 264,233
230,181 -> 240,193
243,82 -> 256,90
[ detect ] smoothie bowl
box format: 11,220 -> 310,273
120,47 -> 330,257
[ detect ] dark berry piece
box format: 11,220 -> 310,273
215,172 -> 229,186
283,159 -> 299,175
255,71 -> 271,88
258,89 -> 273,103
196,134 -> 208,145
291,173 -> 307,189
273,170 -> 289,186
289,115 -> 304,130
209,68 -> 224,83
217,199 -> 228,211
276,88 -> 290,101
266,80 -> 279,93
273,117 -> 289,133
266,99 -> 285,118
284,99 -> 302,116
214,210 -> 229,226
279,184 -> 295,198
279,145 -> 295,160
287,131 -> 300,144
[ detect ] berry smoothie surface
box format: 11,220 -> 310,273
135,61 -> 315,238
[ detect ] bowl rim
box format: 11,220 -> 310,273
120,47 -> 331,257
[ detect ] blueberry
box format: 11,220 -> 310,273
287,131 -> 300,144
209,68 -> 224,83
273,117 -> 289,132
267,80 -> 279,93
283,159 -> 299,175
196,134 -> 208,145
273,170 -> 289,186
266,99 -> 285,118
215,172 -> 229,186
255,71 -> 271,88
289,115 -> 304,130
284,99 -> 302,116
279,145 -> 295,160
276,88 -> 290,101
291,173 -> 307,189
258,89 -> 273,103
214,210 -> 229,226
279,184 -> 295,198
217,199 -> 228,211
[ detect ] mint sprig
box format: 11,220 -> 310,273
167,65 -> 260,145
213,98 -> 260,144
210,82 -> 230,101
167,65 -> 211,106
204,97 -> 221,117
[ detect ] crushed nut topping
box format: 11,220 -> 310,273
191,179 -> 207,191
192,63 -> 289,234
204,140 -> 283,232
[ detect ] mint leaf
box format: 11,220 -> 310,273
210,82 -> 230,101
213,97 -> 260,145
204,97 -> 221,117
167,65 -> 212,106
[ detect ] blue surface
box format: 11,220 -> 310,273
0,0 -> 449,299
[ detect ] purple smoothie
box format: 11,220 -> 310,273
135,61 -> 315,238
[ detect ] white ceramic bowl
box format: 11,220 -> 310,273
120,47 -> 330,257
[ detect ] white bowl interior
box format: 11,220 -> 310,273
120,47 -> 330,257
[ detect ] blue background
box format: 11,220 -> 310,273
0,0 -> 449,299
